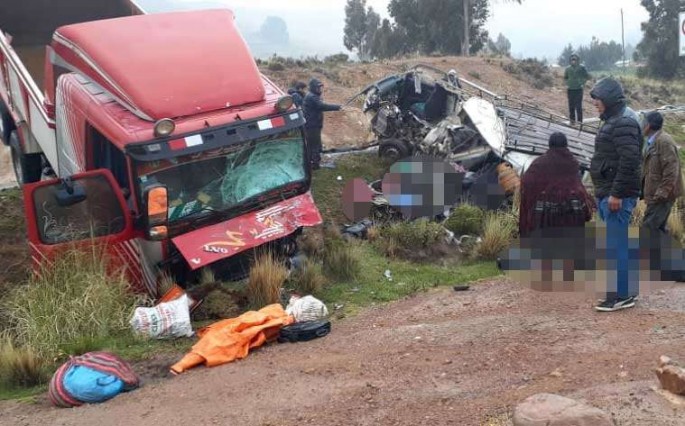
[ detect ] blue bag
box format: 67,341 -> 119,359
62,365 -> 125,404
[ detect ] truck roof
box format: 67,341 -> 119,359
52,9 -> 266,121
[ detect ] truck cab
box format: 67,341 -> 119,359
0,3 -> 322,296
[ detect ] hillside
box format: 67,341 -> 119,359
261,56 -> 685,150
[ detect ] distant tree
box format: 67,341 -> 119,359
388,0 -> 492,56
635,0 -> 684,79
344,0 -> 369,59
558,43 -> 574,66
370,18 -> 410,59
259,16 -> 289,46
493,33 -> 511,56
462,0 -> 523,56
557,38 -> 623,71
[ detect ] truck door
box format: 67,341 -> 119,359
22,169 -> 145,292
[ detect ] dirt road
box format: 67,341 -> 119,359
4,277 -> 685,426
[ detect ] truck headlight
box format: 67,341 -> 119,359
275,96 -> 294,112
154,118 -> 175,137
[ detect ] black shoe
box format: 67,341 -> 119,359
595,296 -> 636,312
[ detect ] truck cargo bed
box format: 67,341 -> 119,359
1,0 -> 143,89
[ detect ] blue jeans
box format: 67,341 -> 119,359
597,197 -> 639,299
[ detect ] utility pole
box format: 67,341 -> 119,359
463,0 -> 470,57
621,8 -> 626,69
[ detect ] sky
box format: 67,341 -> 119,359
138,0 -> 650,62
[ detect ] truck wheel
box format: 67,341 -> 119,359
0,101 -> 15,146
379,139 -> 411,162
9,131 -> 42,186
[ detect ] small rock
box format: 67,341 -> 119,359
513,393 -> 613,426
656,356 -> 685,395
618,371 -> 628,378
549,369 -> 563,378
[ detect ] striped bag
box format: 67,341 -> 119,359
48,352 -> 140,408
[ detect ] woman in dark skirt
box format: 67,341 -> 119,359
518,132 -> 595,238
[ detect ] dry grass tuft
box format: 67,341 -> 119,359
2,247 -> 139,359
290,258 -> 328,295
247,250 -> 288,309
322,225 -> 362,282
476,210 -> 518,260
0,333 -> 49,389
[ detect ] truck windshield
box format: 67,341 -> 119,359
136,128 -> 307,224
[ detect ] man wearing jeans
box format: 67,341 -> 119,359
589,77 -> 642,312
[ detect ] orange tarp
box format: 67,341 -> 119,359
170,304 -> 295,374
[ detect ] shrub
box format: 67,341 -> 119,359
476,210 -> 518,260
3,248 -> 139,359
267,62 -> 285,72
247,250 -> 288,309
381,218 -> 446,250
289,258 -> 327,295
444,204 -> 486,236
0,334 -> 48,389
298,229 -> 324,260
322,225 -> 362,282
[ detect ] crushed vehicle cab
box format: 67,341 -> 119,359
0,3 -> 322,296
352,65 -> 601,208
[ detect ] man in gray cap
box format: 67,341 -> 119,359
641,111 -> 684,233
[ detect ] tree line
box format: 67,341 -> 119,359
343,0 -> 684,81
344,0 -> 519,60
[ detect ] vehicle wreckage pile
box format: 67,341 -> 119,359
347,64 -> 602,213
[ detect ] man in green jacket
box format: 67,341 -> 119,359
564,53 -> 591,125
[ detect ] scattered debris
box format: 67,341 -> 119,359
384,269 -> 393,281
453,285 -> 470,292
278,319 -> 331,343
170,304 -> 294,375
48,352 -> 140,408
342,219 -> 374,239
285,295 -> 329,322
130,293 -> 194,339
512,393 -> 613,426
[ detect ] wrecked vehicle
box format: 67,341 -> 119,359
0,2 -> 321,297
352,64 -> 600,202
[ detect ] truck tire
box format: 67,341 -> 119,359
9,131 -> 42,186
379,138 -> 411,162
0,101 -> 15,146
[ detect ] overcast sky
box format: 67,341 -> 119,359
144,0 -> 650,61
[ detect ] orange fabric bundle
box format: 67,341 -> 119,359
170,304 -> 294,374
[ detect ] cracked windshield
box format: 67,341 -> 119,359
137,128 -> 306,223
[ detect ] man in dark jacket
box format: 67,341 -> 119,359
564,53 -> 591,125
288,81 -> 307,108
641,111 -> 684,232
303,78 -> 342,170
589,77 -> 642,312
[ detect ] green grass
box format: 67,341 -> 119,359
319,242 -> 500,317
311,153 -> 389,224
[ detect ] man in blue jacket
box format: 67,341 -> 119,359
303,78 -> 342,170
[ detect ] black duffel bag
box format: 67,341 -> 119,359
278,320 -> 331,343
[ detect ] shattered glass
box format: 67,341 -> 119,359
138,130 -> 306,223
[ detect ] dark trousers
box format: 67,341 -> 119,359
567,89 -> 583,123
642,200 -> 675,233
305,128 -> 322,169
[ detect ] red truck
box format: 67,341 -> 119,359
0,1 -> 322,296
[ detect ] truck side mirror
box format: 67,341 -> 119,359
144,185 -> 168,240
55,177 -> 86,207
